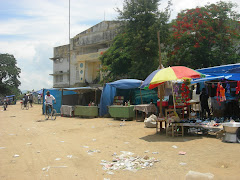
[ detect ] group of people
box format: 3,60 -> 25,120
22,91 -> 56,115
22,93 -> 34,107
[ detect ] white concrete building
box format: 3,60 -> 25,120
50,21 -> 121,88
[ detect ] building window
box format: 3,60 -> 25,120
55,75 -> 63,83
80,70 -> 83,74
59,75 -> 63,82
80,63 -> 83,68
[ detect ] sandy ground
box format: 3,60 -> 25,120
0,102 -> 240,180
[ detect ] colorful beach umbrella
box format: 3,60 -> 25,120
141,66 -> 204,89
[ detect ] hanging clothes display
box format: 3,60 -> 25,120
216,82 -> 226,103
220,85 -> 226,101
236,81 -> 240,95
173,84 -> 179,96
225,83 -> 231,94
181,83 -> 190,102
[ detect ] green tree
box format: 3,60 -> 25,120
166,1 -> 240,69
0,53 -> 21,96
100,0 -> 171,82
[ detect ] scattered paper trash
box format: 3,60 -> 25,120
42,166 -> 67,172
87,149 -> 101,155
124,142 -> 129,144
83,146 -> 89,148
0,147 -> 6,149
92,139 -> 96,141
152,152 -> 159,154
172,145 -> 178,149
104,178 -> 110,180
144,150 -> 149,153
112,152 -> 117,156
178,151 -> 186,155
42,166 -> 50,171
60,141 -> 64,143
107,171 -> 114,175
92,126 -> 95,128
37,151 -> 40,153
179,162 -> 187,166
13,154 -> 20,158
67,155 -> 73,158
101,151 -> 159,172
26,143 -> 32,145
55,158 -> 61,161
185,170 -> 214,180
9,134 -> 15,136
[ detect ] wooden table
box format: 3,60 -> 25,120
134,104 -> 157,120
168,104 -> 190,119
156,118 -> 166,134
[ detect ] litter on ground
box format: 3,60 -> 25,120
100,151 -> 159,172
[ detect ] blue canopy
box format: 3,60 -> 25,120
42,88 -> 76,114
6,95 -> 15,98
196,63 -> 240,82
99,79 -> 142,116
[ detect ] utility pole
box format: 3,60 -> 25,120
157,31 -> 164,117
68,0 -> 71,87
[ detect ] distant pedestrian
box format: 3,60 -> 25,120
23,94 -> 28,107
200,88 -> 210,119
38,94 -> 41,104
29,94 -> 33,107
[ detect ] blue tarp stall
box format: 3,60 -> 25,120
192,63 -> 240,83
61,87 -> 102,106
99,79 -> 142,117
192,63 -> 240,118
5,95 -> 16,105
42,88 -> 77,114
35,89 -> 43,95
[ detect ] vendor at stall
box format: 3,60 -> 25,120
200,88 -> 211,119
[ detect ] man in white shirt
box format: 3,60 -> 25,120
45,91 -> 56,114
38,94 -> 41,104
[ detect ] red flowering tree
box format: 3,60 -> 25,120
166,1 -> 240,69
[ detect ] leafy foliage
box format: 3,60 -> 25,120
100,0 -> 171,82
166,1 -> 240,69
0,53 -> 21,96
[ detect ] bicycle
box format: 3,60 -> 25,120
45,103 -> 57,120
21,101 -> 29,110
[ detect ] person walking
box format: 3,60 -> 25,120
23,94 -> 28,107
29,94 -> 33,107
38,94 -> 41,104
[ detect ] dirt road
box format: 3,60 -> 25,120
0,102 -> 240,180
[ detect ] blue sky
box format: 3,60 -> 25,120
0,0 -> 239,91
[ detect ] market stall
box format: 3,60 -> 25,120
155,64 -> 240,138
99,79 -> 143,119
134,103 -> 157,120
42,88 -> 77,114
5,95 -> 16,105
61,87 -> 102,117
